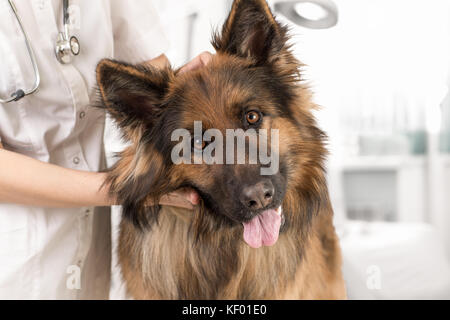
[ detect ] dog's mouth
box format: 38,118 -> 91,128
184,184 -> 285,248
242,206 -> 283,249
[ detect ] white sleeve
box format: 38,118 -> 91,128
110,0 -> 169,64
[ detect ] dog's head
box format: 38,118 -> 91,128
97,0 -> 329,247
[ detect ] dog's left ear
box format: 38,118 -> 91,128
213,0 -> 287,64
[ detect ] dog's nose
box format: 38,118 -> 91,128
240,180 -> 274,210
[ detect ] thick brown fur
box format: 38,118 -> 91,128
96,0 -> 346,299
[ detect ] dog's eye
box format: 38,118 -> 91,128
245,110 -> 262,125
192,135 -> 206,150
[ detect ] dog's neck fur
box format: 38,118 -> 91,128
119,205 -> 306,299
118,200 -> 344,299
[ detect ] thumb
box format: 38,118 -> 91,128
183,188 -> 200,205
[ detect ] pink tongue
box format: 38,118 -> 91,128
242,209 -> 281,248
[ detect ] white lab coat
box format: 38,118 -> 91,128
0,0 -> 168,299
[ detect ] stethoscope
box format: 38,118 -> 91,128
0,0 -> 80,104
55,0 -> 80,64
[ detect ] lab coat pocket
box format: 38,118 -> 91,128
0,135 -> 34,153
0,103 -> 36,154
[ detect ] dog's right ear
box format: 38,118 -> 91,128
213,0 -> 288,65
96,59 -> 171,140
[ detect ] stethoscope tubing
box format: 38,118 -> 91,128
1,0 -> 79,103
0,0 -> 41,103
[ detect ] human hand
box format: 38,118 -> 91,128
179,51 -> 213,74
153,187 -> 200,210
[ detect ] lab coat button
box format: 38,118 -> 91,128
79,111 -> 85,119
73,157 -> 80,165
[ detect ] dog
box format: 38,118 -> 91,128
96,0 -> 346,299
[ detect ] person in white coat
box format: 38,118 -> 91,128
0,0 -> 210,299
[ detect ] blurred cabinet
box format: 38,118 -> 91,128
342,156 -> 426,222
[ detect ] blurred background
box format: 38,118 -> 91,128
107,0 -> 450,299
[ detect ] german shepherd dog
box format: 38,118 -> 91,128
96,0 -> 346,299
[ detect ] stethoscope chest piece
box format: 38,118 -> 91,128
54,0 -> 80,64
55,32 -> 80,64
